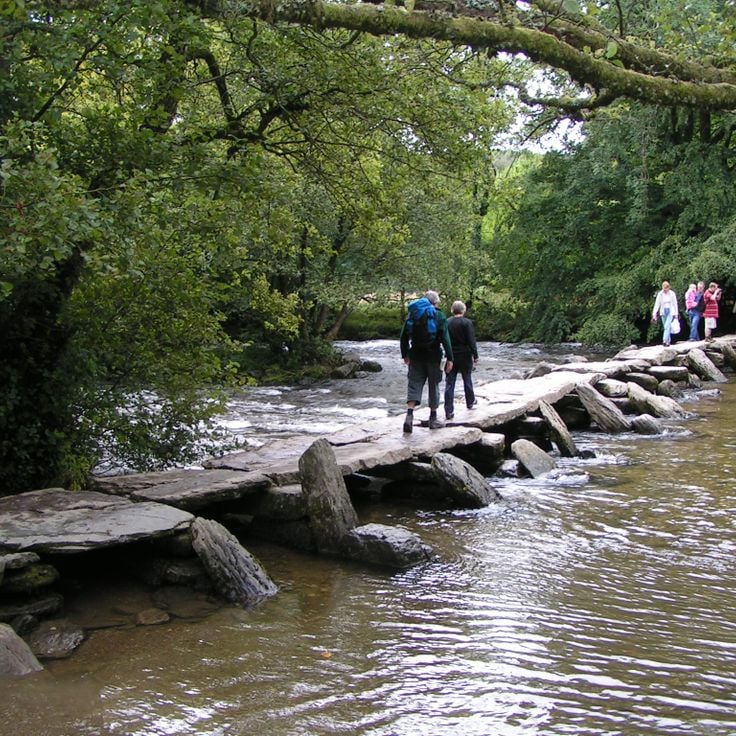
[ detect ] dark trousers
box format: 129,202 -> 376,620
444,355 -> 475,414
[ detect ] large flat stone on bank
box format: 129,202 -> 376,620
0,489 -> 193,554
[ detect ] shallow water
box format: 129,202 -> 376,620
3,342 -> 736,736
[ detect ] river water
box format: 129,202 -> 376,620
3,340 -> 736,736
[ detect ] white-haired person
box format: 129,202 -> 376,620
443,300 -> 478,420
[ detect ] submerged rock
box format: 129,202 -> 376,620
27,619 -> 84,660
342,524 -> 433,568
511,438 -> 556,478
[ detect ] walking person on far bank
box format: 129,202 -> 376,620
651,280 -> 678,347
400,290 -> 453,433
704,281 -> 722,341
443,300 -> 478,420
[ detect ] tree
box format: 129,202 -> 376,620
0,0 -> 511,490
488,102 -> 736,345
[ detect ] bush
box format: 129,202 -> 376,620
574,313 -> 640,347
340,305 -> 405,340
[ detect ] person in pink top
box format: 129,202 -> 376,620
685,281 -> 705,340
703,281 -> 722,341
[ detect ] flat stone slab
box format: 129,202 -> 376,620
92,468 -> 272,510
551,360 -> 634,377
0,489 -> 193,554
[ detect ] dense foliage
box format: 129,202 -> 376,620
0,0 -> 511,491
3,0 -> 736,493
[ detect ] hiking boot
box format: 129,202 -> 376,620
445,412 -> 454,421
403,417 -> 413,434
428,417 -> 444,429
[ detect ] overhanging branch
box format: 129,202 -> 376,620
189,0 -> 736,110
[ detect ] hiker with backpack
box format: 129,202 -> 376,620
400,290 -> 454,433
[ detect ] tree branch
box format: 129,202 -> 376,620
188,0 -> 736,110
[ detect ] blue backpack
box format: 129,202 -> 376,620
407,297 -> 438,351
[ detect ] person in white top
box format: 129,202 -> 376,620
651,280 -> 679,346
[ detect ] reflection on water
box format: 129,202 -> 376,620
3,342 -> 736,735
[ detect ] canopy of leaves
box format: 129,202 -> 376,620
0,0 -> 512,490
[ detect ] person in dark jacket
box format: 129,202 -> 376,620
443,300 -> 478,420
399,290 -> 453,433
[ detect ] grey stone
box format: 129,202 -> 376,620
330,361 -> 360,379
0,623 -> 43,676
341,523 -> 433,569
299,438 -> 359,553
656,379 -> 683,398
191,518 -> 277,606
135,608 -> 170,626
447,432 -> 505,475
27,619 -> 84,660
511,439 -> 556,478
0,552 -> 40,570
625,372 -> 660,392
721,342 -> 736,370
687,348 -> 728,383
595,378 -> 629,398
496,459 -> 523,478
431,452 -> 502,507
538,399 -> 578,457
627,381 -> 686,418
92,469 -> 272,510
0,593 -> 64,624
525,361 -> 555,378
630,414 -> 663,435
576,383 -> 632,433
371,461 -> 438,483
0,488 -> 193,553
253,484 -> 307,522
1,563 -> 59,595
647,365 -> 690,382
144,558 -> 210,589
359,359 -> 383,373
